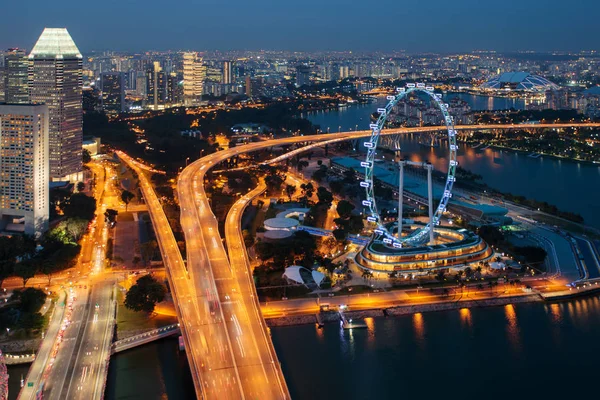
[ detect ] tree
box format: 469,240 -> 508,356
332,228 -> 348,242
316,187 -> 333,206
14,260 -> 38,287
64,218 -> 88,241
40,260 -> 58,285
336,200 -> 355,219
285,184 -> 296,201
62,193 -> 97,221
264,173 -> 284,195
82,149 -> 92,164
140,240 -> 158,265
76,181 -> 86,192
124,275 -> 167,313
105,209 -> 118,227
0,260 -> 15,288
297,160 -> 309,171
121,190 -> 135,211
11,288 -> 47,313
300,182 -> 314,198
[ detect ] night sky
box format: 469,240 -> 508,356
2,0 -> 598,53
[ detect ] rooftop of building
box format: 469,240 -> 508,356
480,72 -> 559,92
29,28 -> 82,59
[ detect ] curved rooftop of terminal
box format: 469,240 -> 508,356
264,217 -> 299,230
480,72 -> 559,92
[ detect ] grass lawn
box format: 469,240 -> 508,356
115,290 -> 178,335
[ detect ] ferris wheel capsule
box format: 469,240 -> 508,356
425,86 -> 434,91
387,95 -> 395,100
406,83 -> 416,88
416,82 -> 425,88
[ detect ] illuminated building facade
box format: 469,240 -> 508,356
0,104 -> 49,236
222,60 -> 233,84
183,52 -> 205,106
146,61 -> 166,109
100,72 -> 125,114
4,48 -> 29,104
28,28 -> 83,182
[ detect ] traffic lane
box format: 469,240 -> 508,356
575,238 -> 600,279
70,281 -> 114,400
531,227 -> 580,282
43,288 -> 90,400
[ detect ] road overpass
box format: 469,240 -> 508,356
117,122 -> 598,399
111,324 -> 180,354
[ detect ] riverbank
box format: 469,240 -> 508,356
474,142 -> 600,166
265,284 -> 600,327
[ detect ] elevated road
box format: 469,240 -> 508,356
126,122 -> 598,399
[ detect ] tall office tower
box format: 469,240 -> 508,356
0,104 -> 49,237
222,61 -> 233,84
146,61 -> 166,109
295,65 -> 311,87
4,49 -> 29,104
29,28 -> 83,182
100,72 -> 125,114
183,52 -> 205,106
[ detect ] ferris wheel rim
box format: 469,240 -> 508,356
362,85 -> 458,247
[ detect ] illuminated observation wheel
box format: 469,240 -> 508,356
361,84 -> 458,247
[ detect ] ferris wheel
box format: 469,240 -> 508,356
361,83 -> 458,247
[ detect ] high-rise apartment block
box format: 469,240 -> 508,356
28,28 -> 83,182
183,52 -> 205,106
295,65 -> 311,87
146,61 -> 166,109
222,61 -> 233,84
0,104 -> 49,237
100,72 -> 125,114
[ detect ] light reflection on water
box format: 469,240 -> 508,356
271,296 -> 600,399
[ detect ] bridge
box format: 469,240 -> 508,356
120,122 -> 599,399
111,324 -> 180,354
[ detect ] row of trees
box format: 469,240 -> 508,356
0,190 -> 97,287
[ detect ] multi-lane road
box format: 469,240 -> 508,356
121,122 -> 600,399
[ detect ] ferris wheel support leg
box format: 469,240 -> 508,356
427,164 -> 434,245
398,161 -> 405,238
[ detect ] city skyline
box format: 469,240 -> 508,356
2,0 -> 600,53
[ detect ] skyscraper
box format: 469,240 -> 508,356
4,48 -> 29,104
28,28 -> 83,182
146,61 -> 166,109
223,61 -> 233,84
100,72 -> 125,114
0,104 -> 49,237
295,65 -> 311,87
183,52 -> 205,106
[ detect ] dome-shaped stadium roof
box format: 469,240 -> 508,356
480,72 -> 559,92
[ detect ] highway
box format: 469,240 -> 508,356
118,151 -> 245,400
39,160 -> 118,400
116,122 -> 600,399
176,122 -> 599,399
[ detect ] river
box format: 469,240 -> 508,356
305,96 -> 600,229
7,94 -> 599,399
272,296 -> 600,399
